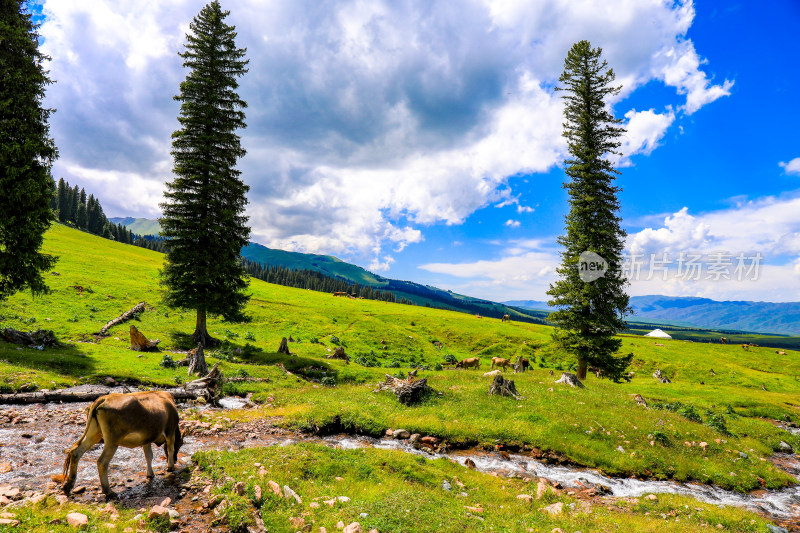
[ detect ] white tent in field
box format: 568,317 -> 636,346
644,328 -> 672,339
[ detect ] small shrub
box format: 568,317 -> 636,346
554,362 -> 564,371
224,329 -> 239,339
89,306 -> 99,313
244,332 -> 256,341
309,337 -> 319,344
330,336 -> 340,345
707,414 -> 731,435
354,355 -> 380,368
235,368 -> 250,379
385,360 -> 401,369
393,370 -> 406,379
410,321 -> 416,326
174,375 -> 183,385
434,363 -> 443,371
160,354 -> 177,369
652,431 -> 671,447
321,376 -> 336,387
443,354 -> 457,364
67,315 -> 79,323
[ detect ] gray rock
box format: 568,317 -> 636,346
778,441 -> 794,453
394,429 -> 410,439
767,525 -> 789,533
441,480 -> 452,491
738,452 -> 748,459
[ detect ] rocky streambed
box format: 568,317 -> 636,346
1,399 -> 799,531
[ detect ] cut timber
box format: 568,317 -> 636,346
373,374 -> 437,406
97,302 -> 146,336
0,328 -> 58,347
488,374 -> 521,399
278,337 -> 290,355
554,372 -> 584,388
0,364 -> 223,405
129,325 -> 159,351
327,346 -> 350,364
186,343 -> 209,376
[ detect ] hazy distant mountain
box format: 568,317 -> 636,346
505,295 -> 800,335
109,217 -> 161,236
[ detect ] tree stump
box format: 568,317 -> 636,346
554,372 -> 584,388
513,357 -> 528,374
129,325 -> 159,351
373,374 -> 437,406
327,346 -> 350,364
187,343 -> 209,376
278,337 -> 290,355
488,374 -> 521,399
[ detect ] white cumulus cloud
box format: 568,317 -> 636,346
780,157 -> 800,176
39,0 -> 730,270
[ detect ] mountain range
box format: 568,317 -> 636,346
110,217 -> 800,335
504,296 -> 800,336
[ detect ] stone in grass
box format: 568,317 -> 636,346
343,523 -> 362,533
516,494 -> 533,503
148,506 -> 170,520
66,512 -> 89,528
542,502 -> 563,515
268,480 -> 283,497
0,519 -> 20,527
283,485 -> 302,504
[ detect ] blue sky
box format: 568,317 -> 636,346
35,0 -> 800,302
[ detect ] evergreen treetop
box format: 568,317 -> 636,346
160,1 -> 251,346
546,40 -> 631,382
0,0 -> 58,301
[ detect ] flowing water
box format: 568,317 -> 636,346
1,398 -> 799,524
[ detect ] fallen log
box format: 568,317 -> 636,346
0,328 -> 59,347
97,302 -> 146,336
0,364 -> 224,405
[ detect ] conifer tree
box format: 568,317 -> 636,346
56,177 -> 67,221
160,1 -> 250,346
0,0 -> 58,301
69,184 -> 79,223
76,188 -> 87,229
546,41 -> 631,382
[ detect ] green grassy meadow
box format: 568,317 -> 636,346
1,225 -> 799,530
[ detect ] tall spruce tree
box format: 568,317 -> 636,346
160,1 -> 250,346
76,188 -> 87,229
56,177 -> 67,221
546,41 -> 631,382
0,0 -> 58,301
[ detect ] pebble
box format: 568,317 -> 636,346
343,523 -> 362,533
66,512 -> 89,528
542,502 -> 563,515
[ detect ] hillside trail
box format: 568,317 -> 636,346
1,399 -> 799,532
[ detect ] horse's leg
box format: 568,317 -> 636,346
142,443 -> 154,479
97,443 -> 119,499
63,421 -> 102,495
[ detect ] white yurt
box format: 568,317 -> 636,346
644,328 -> 672,339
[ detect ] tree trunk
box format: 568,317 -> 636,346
97,302 -> 145,336
576,358 -> 588,381
193,308 -> 216,347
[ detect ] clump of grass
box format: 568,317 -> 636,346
159,354 -> 177,369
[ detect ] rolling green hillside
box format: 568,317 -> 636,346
2,224 -> 800,496
108,216 -> 162,236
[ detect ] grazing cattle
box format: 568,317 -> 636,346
455,357 -> 480,370
59,391 -> 182,499
742,344 -> 750,350
475,314 -> 483,319
588,366 -> 604,378
654,343 -> 665,347
490,357 -> 513,371
720,337 -> 728,344
332,291 -> 347,297
776,350 -> 787,355
749,343 -> 760,347
501,314 -> 511,322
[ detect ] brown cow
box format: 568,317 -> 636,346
720,337 -> 728,344
490,357 -> 513,371
59,391 -> 182,499
501,314 -> 511,322
455,357 -> 480,369
776,350 -> 787,355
